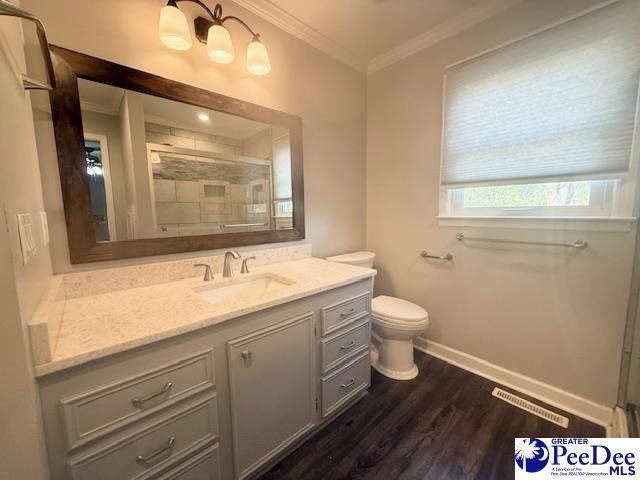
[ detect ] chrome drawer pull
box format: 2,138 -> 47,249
340,340 -> 356,350
341,378 -> 355,389
136,436 -> 176,466
131,382 -> 173,407
340,308 -> 355,318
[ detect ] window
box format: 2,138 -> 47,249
448,180 -> 616,217
272,133 -> 293,218
273,199 -> 293,217
440,0 -> 640,220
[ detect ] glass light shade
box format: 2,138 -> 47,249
207,25 -> 235,64
246,40 -> 271,75
158,4 -> 192,51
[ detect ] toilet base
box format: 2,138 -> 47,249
370,347 -> 419,380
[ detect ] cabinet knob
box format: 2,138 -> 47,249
241,350 -> 252,361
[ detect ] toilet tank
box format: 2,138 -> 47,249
326,251 -> 376,268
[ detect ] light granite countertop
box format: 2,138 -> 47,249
34,258 -> 376,377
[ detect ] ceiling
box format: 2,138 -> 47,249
232,0 -> 521,74
78,79 -> 270,140
267,0 -> 480,60
141,95 -> 270,140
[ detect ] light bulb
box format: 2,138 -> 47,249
158,3 -> 192,51
246,38 -> 271,75
207,24 -> 235,64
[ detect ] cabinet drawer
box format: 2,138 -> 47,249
321,319 -> 370,373
321,293 -> 370,335
321,352 -> 370,418
157,443 -> 220,480
69,395 -> 218,480
61,350 -> 215,449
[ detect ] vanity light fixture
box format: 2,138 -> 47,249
197,112 -> 210,121
158,1 -> 271,75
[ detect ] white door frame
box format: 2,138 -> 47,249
84,132 -> 117,241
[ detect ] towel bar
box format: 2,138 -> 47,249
420,251 -> 453,261
455,233 -> 587,250
0,0 -> 55,90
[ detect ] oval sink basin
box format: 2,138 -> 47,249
193,273 -> 295,304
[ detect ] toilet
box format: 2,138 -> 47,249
326,251 -> 429,380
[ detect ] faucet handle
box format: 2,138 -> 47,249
241,256 -> 256,274
194,263 -> 213,281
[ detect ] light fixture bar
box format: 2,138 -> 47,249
193,14 -> 259,45
160,1 -> 270,75
169,0 -> 216,22
166,1 -> 259,44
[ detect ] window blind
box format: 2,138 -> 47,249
440,0 -> 640,187
272,134 -> 292,200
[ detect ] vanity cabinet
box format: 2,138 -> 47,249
68,395 -> 219,480
157,444 -> 221,480
37,278 -> 373,480
227,314 -> 316,479
39,330 -> 222,480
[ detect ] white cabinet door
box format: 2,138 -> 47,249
227,313 -> 316,479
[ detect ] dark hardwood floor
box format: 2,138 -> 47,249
261,351 -> 604,480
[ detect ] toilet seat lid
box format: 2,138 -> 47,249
372,296 -> 428,323
326,251 -> 375,264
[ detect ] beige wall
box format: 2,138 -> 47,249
0,11 -> 50,480
20,0 -> 630,410
82,110 -> 128,240
119,91 -> 156,238
24,0 -> 367,273
366,0 -> 635,407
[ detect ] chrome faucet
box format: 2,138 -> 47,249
194,263 -> 214,281
223,250 -> 241,277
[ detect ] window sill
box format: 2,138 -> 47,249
436,216 -> 637,232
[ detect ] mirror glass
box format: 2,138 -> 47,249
77,78 -> 293,242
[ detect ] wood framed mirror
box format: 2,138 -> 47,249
48,46 -> 304,264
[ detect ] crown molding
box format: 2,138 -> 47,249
79,89 -> 124,116
367,0 -> 522,75
230,0 -> 368,74
231,0 -> 521,77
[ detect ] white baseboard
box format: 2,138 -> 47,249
607,407 -> 629,437
414,337 -> 613,427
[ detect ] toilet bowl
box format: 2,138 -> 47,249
326,251 -> 429,380
371,296 -> 428,380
